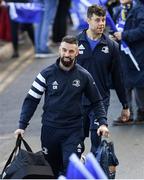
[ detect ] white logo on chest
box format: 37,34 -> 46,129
78,44 -> 85,55
101,46 -> 109,53
79,44 -> 85,50
52,81 -> 58,89
72,79 -> 80,87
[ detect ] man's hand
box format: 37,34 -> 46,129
113,32 -> 122,41
97,125 -> 109,137
14,129 -> 25,138
109,34 -> 117,41
120,108 -> 130,122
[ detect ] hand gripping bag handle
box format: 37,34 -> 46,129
1,134 -> 32,176
17,134 -> 32,152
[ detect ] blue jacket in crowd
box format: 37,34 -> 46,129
121,3 -> 144,88
19,59 -> 107,130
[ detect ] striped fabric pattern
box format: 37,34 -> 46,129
28,73 -> 46,99
116,4 -> 132,32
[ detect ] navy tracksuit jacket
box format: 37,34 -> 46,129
19,59 -> 107,129
77,31 -> 128,126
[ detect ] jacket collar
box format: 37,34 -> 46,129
78,29 -> 108,45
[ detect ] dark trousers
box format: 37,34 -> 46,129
52,0 -> 71,43
10,20 -> 34,53
126,87 -> 144,119
82,106 -> 102,154
82,97 -> 109,154
41,125 -> 83,178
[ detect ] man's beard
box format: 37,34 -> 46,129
60,57 -> 75,67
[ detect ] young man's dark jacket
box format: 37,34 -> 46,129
77,31 -> 128,109
19,59 -> 107,130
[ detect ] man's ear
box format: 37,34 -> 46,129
76,48 -> 79,56
87,17 -> 90,24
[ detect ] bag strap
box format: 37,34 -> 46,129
101,135 -> 113,142
19,135 -> 33,152
14,134 -> 32,152
1,135 -> 32,177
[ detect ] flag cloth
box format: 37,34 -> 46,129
66,153 -> 95,179
85,153 -> 108,179
8,2 -> 43,23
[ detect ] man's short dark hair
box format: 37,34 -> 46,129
62,35 -> 78,45
87,4 -> 106,18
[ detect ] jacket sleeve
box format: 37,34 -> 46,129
122,7 -> 144,43
84,73 -> 108,126
19,72 -> 46,129
111,41 -> 128,108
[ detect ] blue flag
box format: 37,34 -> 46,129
85,153 -> 108,179
9,2 -> 43,23
66,153 -> 95,179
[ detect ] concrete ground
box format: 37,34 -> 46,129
0,41 -> 13,61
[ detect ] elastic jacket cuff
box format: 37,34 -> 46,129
19,122 -> 28,130
98,117 -> 108,126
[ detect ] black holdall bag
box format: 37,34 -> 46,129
0,135 -> 54,179
95,139 -> 119,179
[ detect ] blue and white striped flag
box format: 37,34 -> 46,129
66,153 -> 95,179
85,153 -> 108,179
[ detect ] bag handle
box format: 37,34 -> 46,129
1,135 -> 32,177
18,134 -> 33,152
100,134 -> 113,142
